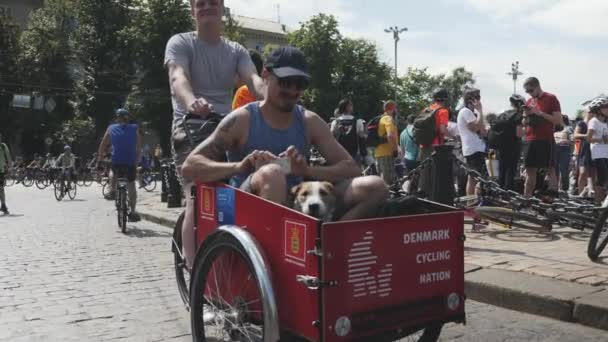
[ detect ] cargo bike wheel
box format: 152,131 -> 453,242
172,211 -> 190,307
190,227 -> 279,342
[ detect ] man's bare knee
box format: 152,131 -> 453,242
250,164 -> 287,203
356,176 -> 389,202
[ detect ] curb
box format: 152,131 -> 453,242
465,267 -> 608,331
139,208 -> 608,331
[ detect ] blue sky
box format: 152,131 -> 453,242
228,0 -> 608,117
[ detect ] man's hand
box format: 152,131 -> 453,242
474,99 -> 483,113
189,98 -> 214,117
282,146 -> 309,177
237,150 -> 278,174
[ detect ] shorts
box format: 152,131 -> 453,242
376,156 -> 395,184
595,158 -> 608,188
578,143 -> 594,168
524,140 -> 554,169
464,152 -> 487,174
112,164 -> 137,182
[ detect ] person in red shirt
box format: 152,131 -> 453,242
418,88 -> 450,195
522,77 -> 563,198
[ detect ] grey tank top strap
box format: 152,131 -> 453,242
227,102 -> 308,188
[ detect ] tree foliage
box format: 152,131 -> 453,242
71,0 -> 135,138
288,14 -> 342,119
15,0 -> 77,152
0,12 -> 20,142
124,0 -> 192,155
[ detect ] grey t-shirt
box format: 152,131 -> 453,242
164,32 -> 250,124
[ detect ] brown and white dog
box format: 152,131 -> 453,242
291,181 -> 337,221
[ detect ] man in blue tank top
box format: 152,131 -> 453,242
181,47 -> 389,266
97,108 -> 142,222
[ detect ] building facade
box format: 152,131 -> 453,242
233,15 -> 289,52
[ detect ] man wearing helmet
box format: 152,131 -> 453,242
56,146 -> 76,185
97,108 -> 142,222
522,77 -> 563,198
584,97 -> 608,202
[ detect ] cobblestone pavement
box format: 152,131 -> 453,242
0,185 -> 190,342
465,223 -> 608,288
2,185 -> 608,341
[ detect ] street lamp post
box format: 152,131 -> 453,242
385,26 -> 408,97
507,61 -> 524,94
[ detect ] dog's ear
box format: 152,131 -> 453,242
321,181 -> 335,194
290,184 -> 302,196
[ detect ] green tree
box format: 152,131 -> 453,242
54,115 -> 96,156
437,66 -> 476,113
16,0 -> 77,154
288,14 -> 342,117
0,12 -> 20,143
124,0 -> 192,155
334,38 -> 392,120
71,0 -> 135,138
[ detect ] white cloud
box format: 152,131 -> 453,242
459,0 -> 552,18
528,0 -> 608,37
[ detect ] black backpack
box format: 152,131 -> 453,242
334,118 -> 359,156
366,115 -> 388,147
487,110 -> 519,149
412,108 -> 440,145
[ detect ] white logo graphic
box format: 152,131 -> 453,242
347,231 -> 393,298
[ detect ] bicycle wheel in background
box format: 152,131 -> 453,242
54,180 -> 64,201
474,207 -> 553,232
588,209 -> 608,261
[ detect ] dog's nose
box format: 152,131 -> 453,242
308,203 -> 320,215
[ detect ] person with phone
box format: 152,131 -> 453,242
521,77 -> 563,198
181,47 -> 389,269
457,88 -> 487,196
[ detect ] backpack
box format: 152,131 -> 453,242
487,110 -> 518,149
334,118 -> 359,157
366,115 -> 388,147
412,108 -> 440,145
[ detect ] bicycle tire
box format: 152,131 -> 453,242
172,212 -> 189,306
190,231 -> 277,342
143,178 -> 157,192
474,207 -> 552,232
588,209 -> 608,261
545,210 -> 596,230
120,188 -> 128,233
67,181 -> 77,200
54,180 -> 64,201
35,179 -> 46,190
22,177 -> 34,187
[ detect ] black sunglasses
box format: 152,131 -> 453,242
270,70 -> 310,91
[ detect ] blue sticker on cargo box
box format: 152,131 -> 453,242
216,187 -> 235,224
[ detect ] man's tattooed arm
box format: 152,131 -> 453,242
193,113 -> 238,161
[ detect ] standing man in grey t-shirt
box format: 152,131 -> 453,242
164,0 -> 266,269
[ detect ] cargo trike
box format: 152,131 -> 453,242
172,182 -> 466,341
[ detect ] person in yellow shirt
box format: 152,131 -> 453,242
232,50 -> 264,110
375,101 -> 399,184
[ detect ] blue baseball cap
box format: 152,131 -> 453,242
265,46 -> 311,80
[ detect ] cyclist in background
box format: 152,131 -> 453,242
56,146 -> 76,185
97,108 -> 142,222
